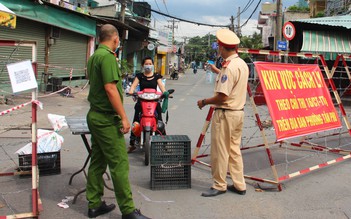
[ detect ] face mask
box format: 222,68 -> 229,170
115,41 -> 120,53
144,65 -> 154,72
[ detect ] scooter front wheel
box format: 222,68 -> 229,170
144,131 -> 151,166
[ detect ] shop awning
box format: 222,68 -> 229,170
0,2 -> 16,29
301,30 -> 351,59
1,0 -> 96,36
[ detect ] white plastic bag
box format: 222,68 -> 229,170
48,113 -> 68,132
15,129 -> 64,155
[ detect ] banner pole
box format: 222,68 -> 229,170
31,88 -> 39,217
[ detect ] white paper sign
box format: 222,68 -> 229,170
6,60 -> 37,93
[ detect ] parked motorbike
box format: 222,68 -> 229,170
127,88 -> 175,166
170,69 -> 179,80
122,73 -> 135,92
193,67 -> 197,74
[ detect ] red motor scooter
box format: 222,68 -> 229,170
128,88 -> 174,165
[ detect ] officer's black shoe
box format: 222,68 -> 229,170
227,185 -> 246,195
88,201 -> 116,218
122,209 -> 151,219
201,187 -> 226,197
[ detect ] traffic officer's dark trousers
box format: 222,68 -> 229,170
86,110 -> 135,215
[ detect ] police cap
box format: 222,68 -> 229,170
216,29 -> 240,48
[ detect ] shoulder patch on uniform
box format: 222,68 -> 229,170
221,75 -> 228,83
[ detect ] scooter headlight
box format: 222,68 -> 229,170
138,93 -> 161,100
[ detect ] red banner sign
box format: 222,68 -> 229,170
255,62 -> 341,141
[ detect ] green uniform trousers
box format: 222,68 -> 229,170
86,110 -> 135,215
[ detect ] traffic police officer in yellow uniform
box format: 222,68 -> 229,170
86,24 -> 150,219
197,28 -> 249,197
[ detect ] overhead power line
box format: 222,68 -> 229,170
154,0 -> 168,21
237,0 -> 255,18
139,4 -> 230,28
162,0 -> 170,15
240,0 -> 261,28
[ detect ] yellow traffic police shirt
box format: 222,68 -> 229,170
214,54 -> 249,110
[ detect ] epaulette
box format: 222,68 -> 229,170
221,60 -> 231,68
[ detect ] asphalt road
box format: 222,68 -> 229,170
1,68 -> 351,219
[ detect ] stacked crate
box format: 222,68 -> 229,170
18,151 -> 61,176
150,135 -> 191,190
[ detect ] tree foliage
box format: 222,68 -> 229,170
184,34 -> 217,64
287,5 -> 310,12
239,32 -> 263,61
118,59 -> 133,75
183,32 -> 263,64
314,12 -> 325,18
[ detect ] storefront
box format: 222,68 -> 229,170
0,0 -> 96,92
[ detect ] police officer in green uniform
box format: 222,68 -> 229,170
86,24 -> 150,219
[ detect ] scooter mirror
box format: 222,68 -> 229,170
168,89 -> 175,94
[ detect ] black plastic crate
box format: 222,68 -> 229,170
150,164 -> 191,190
151,135 -> 191,165
18,151 -> 61,176
51,77 -> 63,86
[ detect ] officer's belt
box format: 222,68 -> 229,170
215,108 -> 244,111
90,107 -> 116,115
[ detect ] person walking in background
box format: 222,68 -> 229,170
86,24 -> 150,219
127,56 -> 166,153
168,61 -> 173,75
197,28 -> 249,197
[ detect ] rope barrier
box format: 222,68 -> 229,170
0,100 -> 42,116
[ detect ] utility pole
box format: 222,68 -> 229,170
166,19 -> 179,44
182,37 -> 188,45
118,0 -> 127,23
182,37 -> 188,63
274,0 -> 283,61
230,16 -> 235,32
117,0 -> 131,60
165,19 -> 179,71
237,7 -> 241,37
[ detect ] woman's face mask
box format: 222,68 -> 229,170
115,41 -> 120,53
144,65 -> 154,72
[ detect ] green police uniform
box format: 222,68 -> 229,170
86,44 -> 135,215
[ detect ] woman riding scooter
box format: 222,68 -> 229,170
127,56 -> 166,153
193,64 -> 197,74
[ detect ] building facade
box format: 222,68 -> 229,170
326,0 -> 351,16
0,0 -> 96,93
